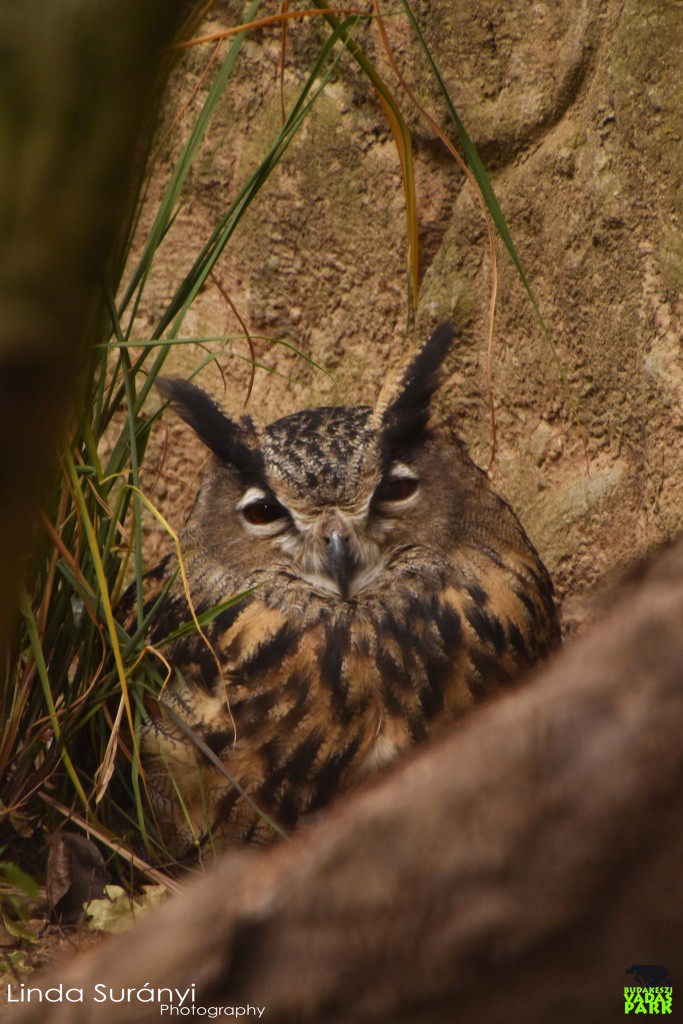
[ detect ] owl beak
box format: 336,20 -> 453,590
326,530 -> 352,599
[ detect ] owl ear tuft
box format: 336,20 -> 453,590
377,320 -> 456,454
156,378 -> 266,480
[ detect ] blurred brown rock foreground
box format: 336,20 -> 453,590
4,537 -> 683,1022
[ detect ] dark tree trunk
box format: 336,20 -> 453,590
6,538 -> 682,1023
0,0 -> 181,643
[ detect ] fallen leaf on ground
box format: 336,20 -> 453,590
85,884 -> 168,934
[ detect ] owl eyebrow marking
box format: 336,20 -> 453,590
236,486 -> 285,512
386,462 -> 418,480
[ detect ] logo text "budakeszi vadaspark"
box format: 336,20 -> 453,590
624,964 -> 672,1016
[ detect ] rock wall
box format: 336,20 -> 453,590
134,0 -> 682,630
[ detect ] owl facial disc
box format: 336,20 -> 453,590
156,321 -> 457,603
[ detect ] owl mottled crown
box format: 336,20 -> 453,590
263,406 -> 374,503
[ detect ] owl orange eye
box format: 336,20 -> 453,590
374,476 -> 418,503
242,500 -> 287,525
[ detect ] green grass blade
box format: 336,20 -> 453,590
398,1 -> 577,413
18,588 -> 91,813
157,589 -> 256,647
118,0 -> 265,333
310,0 -> 419,308
63,450 -> 139,766
154,16 -> 362,348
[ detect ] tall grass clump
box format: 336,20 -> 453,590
0,1 -> 557,887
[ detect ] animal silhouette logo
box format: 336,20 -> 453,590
624,965 -> 672,1016
625,965 -> 672,988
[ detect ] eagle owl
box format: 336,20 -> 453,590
134,322 -> 560,855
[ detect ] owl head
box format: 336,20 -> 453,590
157,322 -> 470,599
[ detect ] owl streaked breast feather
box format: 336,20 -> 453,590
124,322 -> 560,854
